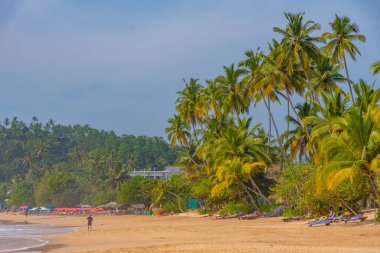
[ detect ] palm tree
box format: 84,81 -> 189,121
165,114 -> 191,148
322,14 -> 366,103
203,79 -> 223,118
198,117 -> 271,205
371,61 -> 380,75
283,102 -> 314,163
175,78 -> 205,139
273,12 -> 323,102
315,105 -> 380,202
106,161 -> 129,190
215,64 -> 249,117
310,58 -> 346,96
240,48 -> 286,160
303,88 -> 350,153
353,79 -> 380,113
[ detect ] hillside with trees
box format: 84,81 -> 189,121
0,117 -> 180,207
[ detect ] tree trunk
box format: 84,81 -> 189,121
167,191 -> 184,213
343,54 -> 355,104
287,91 -> 290,145
261,90 -> 287,163
287,93 -> 311,141
249,176 -> 272,205
241,183 -> 259,210
268,97 -> 272,153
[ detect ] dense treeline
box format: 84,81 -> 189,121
0,117 -> 179,207
162,12 -> 380,216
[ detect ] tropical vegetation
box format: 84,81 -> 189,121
165,12 -> 379,216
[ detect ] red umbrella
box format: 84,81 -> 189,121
19,205 -> 29,210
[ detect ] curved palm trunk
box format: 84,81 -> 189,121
343,55 -> 355,104
261,90 -> 287,163
167,191 -> 184,213
286,92 -> 311,140
241,183 -> 259,210
249,176 -> 272,205
267,98 -> 272,154
287,91 -> 290,144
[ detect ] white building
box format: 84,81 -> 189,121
129,166 -> 182,180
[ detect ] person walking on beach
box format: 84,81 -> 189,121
87,214 -> 93,232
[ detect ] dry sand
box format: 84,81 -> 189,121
1,212 -> 379,253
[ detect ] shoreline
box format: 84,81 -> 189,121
1,212 -> 379,253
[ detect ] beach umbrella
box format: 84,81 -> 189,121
19,205 -> 29,210
46,206 -> 55,210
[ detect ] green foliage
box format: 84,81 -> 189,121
0,117 -> 179,206
282,206 -> 305,217
258,203 -> 279,214
220,201 -> 249,215
272,163 -> 370,214
117,176 -> 158,206
0,183 -> 7,203
34,171 -> 84,206
376,208 -> 380,222
162,202 -> 179,213
8,180 -> 35,207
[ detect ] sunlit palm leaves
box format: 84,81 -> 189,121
322,15 -> 366,102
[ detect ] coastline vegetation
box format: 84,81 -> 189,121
165,12 -> 379,216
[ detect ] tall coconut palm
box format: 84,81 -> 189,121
372,61 -> 380,75
176,78 -> 206,140
215,64 -> 249,117
203,79 -> 223,118
240,48 -> 287,160
322,15 -> 366,103
273,12 -> 323,102
165,114 -> 191,148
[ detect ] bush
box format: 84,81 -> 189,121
7,180 -> 35,207
258,203 -> 280,214
282,206 -> 305,217
220,201 -> 249,215
162,202 -> 179,213
376,208 -> 380,222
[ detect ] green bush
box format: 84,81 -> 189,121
258,203 -> 279,214
162,201 -> 179,213
220,201 -> 249,215
376,208 -> 380,222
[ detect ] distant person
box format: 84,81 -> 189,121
25,210 -> 28,218
87,214 -> 93,232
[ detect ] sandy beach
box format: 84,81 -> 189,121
0,212 -> 379,253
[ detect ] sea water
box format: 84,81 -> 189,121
0,222 -> 74,252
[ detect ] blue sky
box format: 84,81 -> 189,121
0,0 -> 379,137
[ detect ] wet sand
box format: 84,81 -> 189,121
1,212 -> 379,253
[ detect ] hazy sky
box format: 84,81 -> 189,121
0,0 -> 379,137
